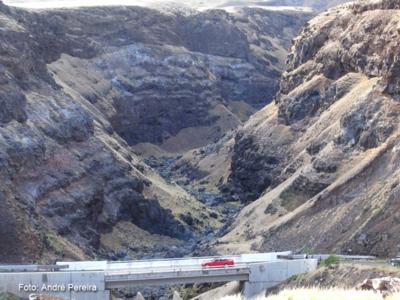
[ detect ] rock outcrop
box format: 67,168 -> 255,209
215,0 -> 400,257
357,277 -> 400,297
46,7 -> 309,153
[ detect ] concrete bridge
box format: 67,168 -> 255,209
0,252 -> 318,300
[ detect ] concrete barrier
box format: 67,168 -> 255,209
243,259 -> 318,299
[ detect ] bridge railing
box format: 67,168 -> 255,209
104,263 -> 250,276
0,264 -> 69,272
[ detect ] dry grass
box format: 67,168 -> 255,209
222,289 -> 400,300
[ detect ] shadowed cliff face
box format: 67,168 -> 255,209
46,7 -> 310,152
215,0 -> 400,257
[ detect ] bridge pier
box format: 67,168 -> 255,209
243,259 -> 318,299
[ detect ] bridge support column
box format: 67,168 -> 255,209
243,259 -> 318,299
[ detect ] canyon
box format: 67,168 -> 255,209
0,0 -> 310,263
0,0 -> 398,275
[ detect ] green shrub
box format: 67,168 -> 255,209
320,255 -> 340,267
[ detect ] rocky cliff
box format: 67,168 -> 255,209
215,0 -> 400,257
0,3 -> 218,262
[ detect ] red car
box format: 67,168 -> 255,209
201,258 -> 235,267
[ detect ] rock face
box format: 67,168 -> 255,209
216,0 -> 400,257
46,7 -> 309,153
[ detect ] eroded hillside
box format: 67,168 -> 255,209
215,0 -> 400,257
0,3 -> 214,262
